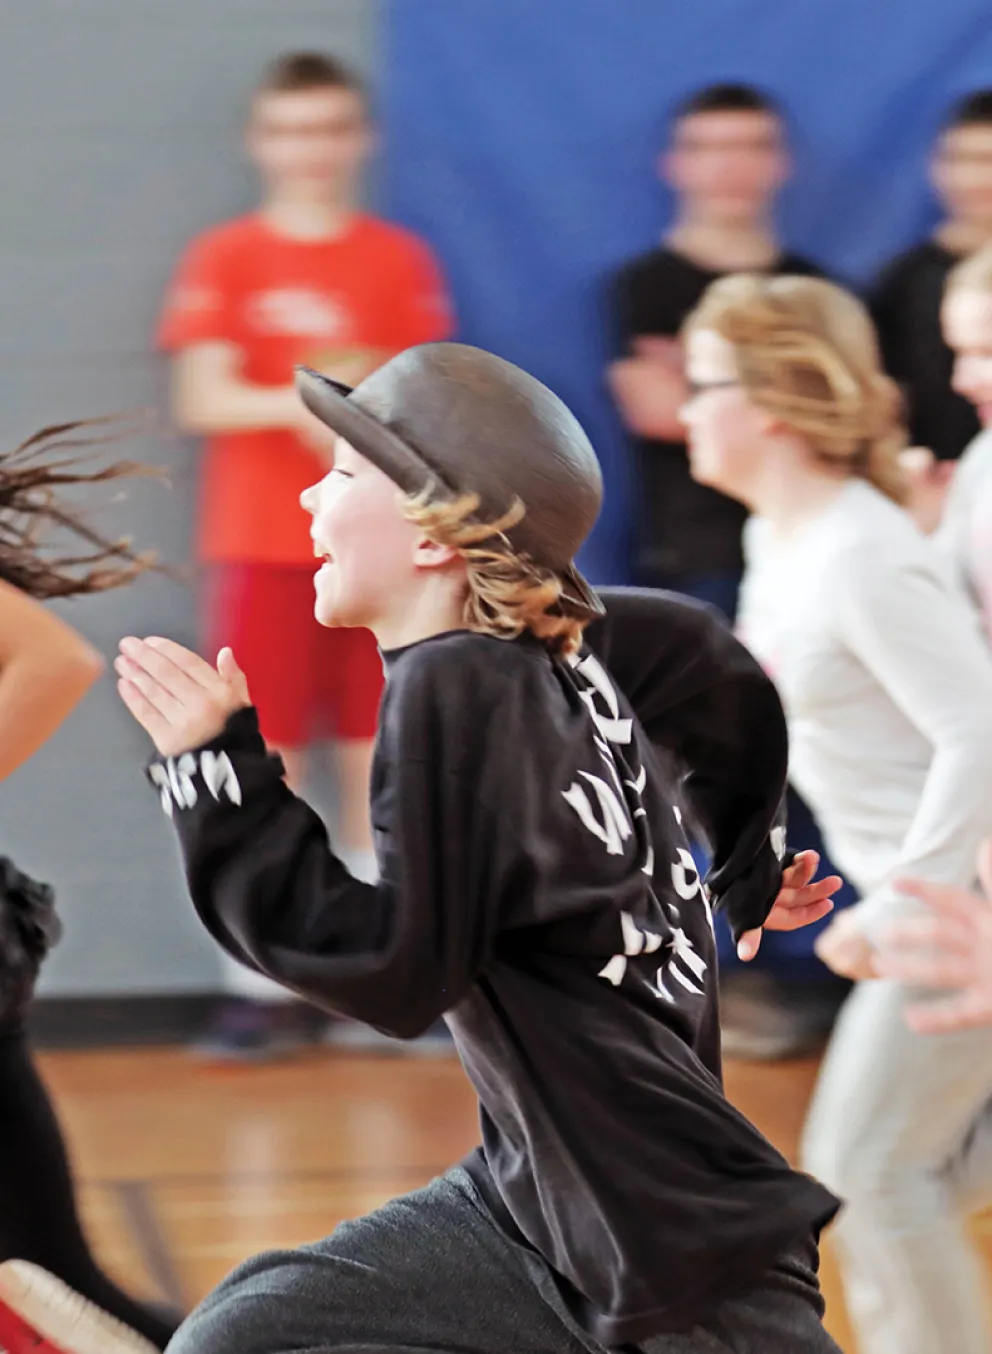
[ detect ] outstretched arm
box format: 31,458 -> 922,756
814,548 -> 992,980
116,638 -> 511,1036
0,581 -> 103,780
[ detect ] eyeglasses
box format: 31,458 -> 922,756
685,379 -> 740,399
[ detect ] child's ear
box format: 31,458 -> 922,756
413,535 -> 460,570
753,407 -> 788,439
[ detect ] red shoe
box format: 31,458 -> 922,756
0,1262 -> 159,1353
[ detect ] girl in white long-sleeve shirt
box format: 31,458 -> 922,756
680,273 -> 992,1354
934,245 -> 992,638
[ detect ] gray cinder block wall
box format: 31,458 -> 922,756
0,0 -> 378,995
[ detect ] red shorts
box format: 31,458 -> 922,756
203,563 -> 383,747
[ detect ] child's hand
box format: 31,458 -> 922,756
813,908 -> 876,981
116,638 -> 251,757
737,850 -> 841,961
899,447 -> 955,535
309,346 -> 392,387
874,841 -> 992,1032
631,336 -> 683,367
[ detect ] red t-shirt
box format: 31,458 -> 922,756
157,213 -> 452,563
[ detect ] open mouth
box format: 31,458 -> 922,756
313,541 -> 334,564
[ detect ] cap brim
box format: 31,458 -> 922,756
295,366 -> 449,498
296,366 -> 604,622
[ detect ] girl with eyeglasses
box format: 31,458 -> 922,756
680,272 -> 992,1354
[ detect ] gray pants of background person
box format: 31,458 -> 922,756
803,976 -> 992,1354
166,1167 -> 838,1354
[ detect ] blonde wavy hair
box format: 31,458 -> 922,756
403,489 -> 588,655
684,274 -> 908,504
945,241 -> 992,298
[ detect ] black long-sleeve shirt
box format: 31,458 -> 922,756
147,589 -> 838,1344
870,241 -> 980,462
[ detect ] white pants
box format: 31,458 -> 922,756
802,977 -> 992,1354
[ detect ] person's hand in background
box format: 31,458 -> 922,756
294,347 -> 394,463
814,906 -> 877,980
874,840 -> 992,1032
899,447 -> 956,535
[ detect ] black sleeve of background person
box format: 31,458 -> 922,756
615,249 -> 827,355
611,261 -> 640,355
869,254 -> 911,387
869,247 -> 980,459
586,588 -> 789,937
611,253 -> 699,355
780,252 -> 830,281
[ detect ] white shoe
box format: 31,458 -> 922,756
0,1261 -> 160,1354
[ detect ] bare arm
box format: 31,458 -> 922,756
171,342 -> 392,443
0,581 -> 103,781
607,338 -> 687,442
171,341 -> 308,437
815,547 -> 992,980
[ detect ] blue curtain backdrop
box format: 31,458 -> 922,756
379,0 -> 992,587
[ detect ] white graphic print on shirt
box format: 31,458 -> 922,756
243,288 -> 353,341
149,751 -> 243,818
562,651 -> 709,1004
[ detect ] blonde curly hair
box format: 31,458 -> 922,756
403,489 -> 588,656
684,273 -> 908,504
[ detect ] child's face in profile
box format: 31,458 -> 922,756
945,287 -> 992,427
301,439 -> 421,634
680,327 -> 768,504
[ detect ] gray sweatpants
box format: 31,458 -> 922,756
802,977 -> 992,1354
167,1166 -> 838,1354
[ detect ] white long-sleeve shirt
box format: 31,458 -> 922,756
738,477 -> 992,936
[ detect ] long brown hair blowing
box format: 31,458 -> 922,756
684,274 -> 909,504
0,419 -> 161,599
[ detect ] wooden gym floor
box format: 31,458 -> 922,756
38,1043 -> 992,1353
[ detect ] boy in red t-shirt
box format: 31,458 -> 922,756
158,51 -> 452,1057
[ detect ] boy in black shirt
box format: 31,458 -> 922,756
609,85 -> 838,1062
608,83 -> 822,622
115,343 -> 841,1353
872,90 -> 992,466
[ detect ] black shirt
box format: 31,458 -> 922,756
611,247 -> 825,579
147,590 -> 838,1344
870,240 -> 980,462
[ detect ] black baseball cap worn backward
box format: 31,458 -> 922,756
295,342 -> 605,619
